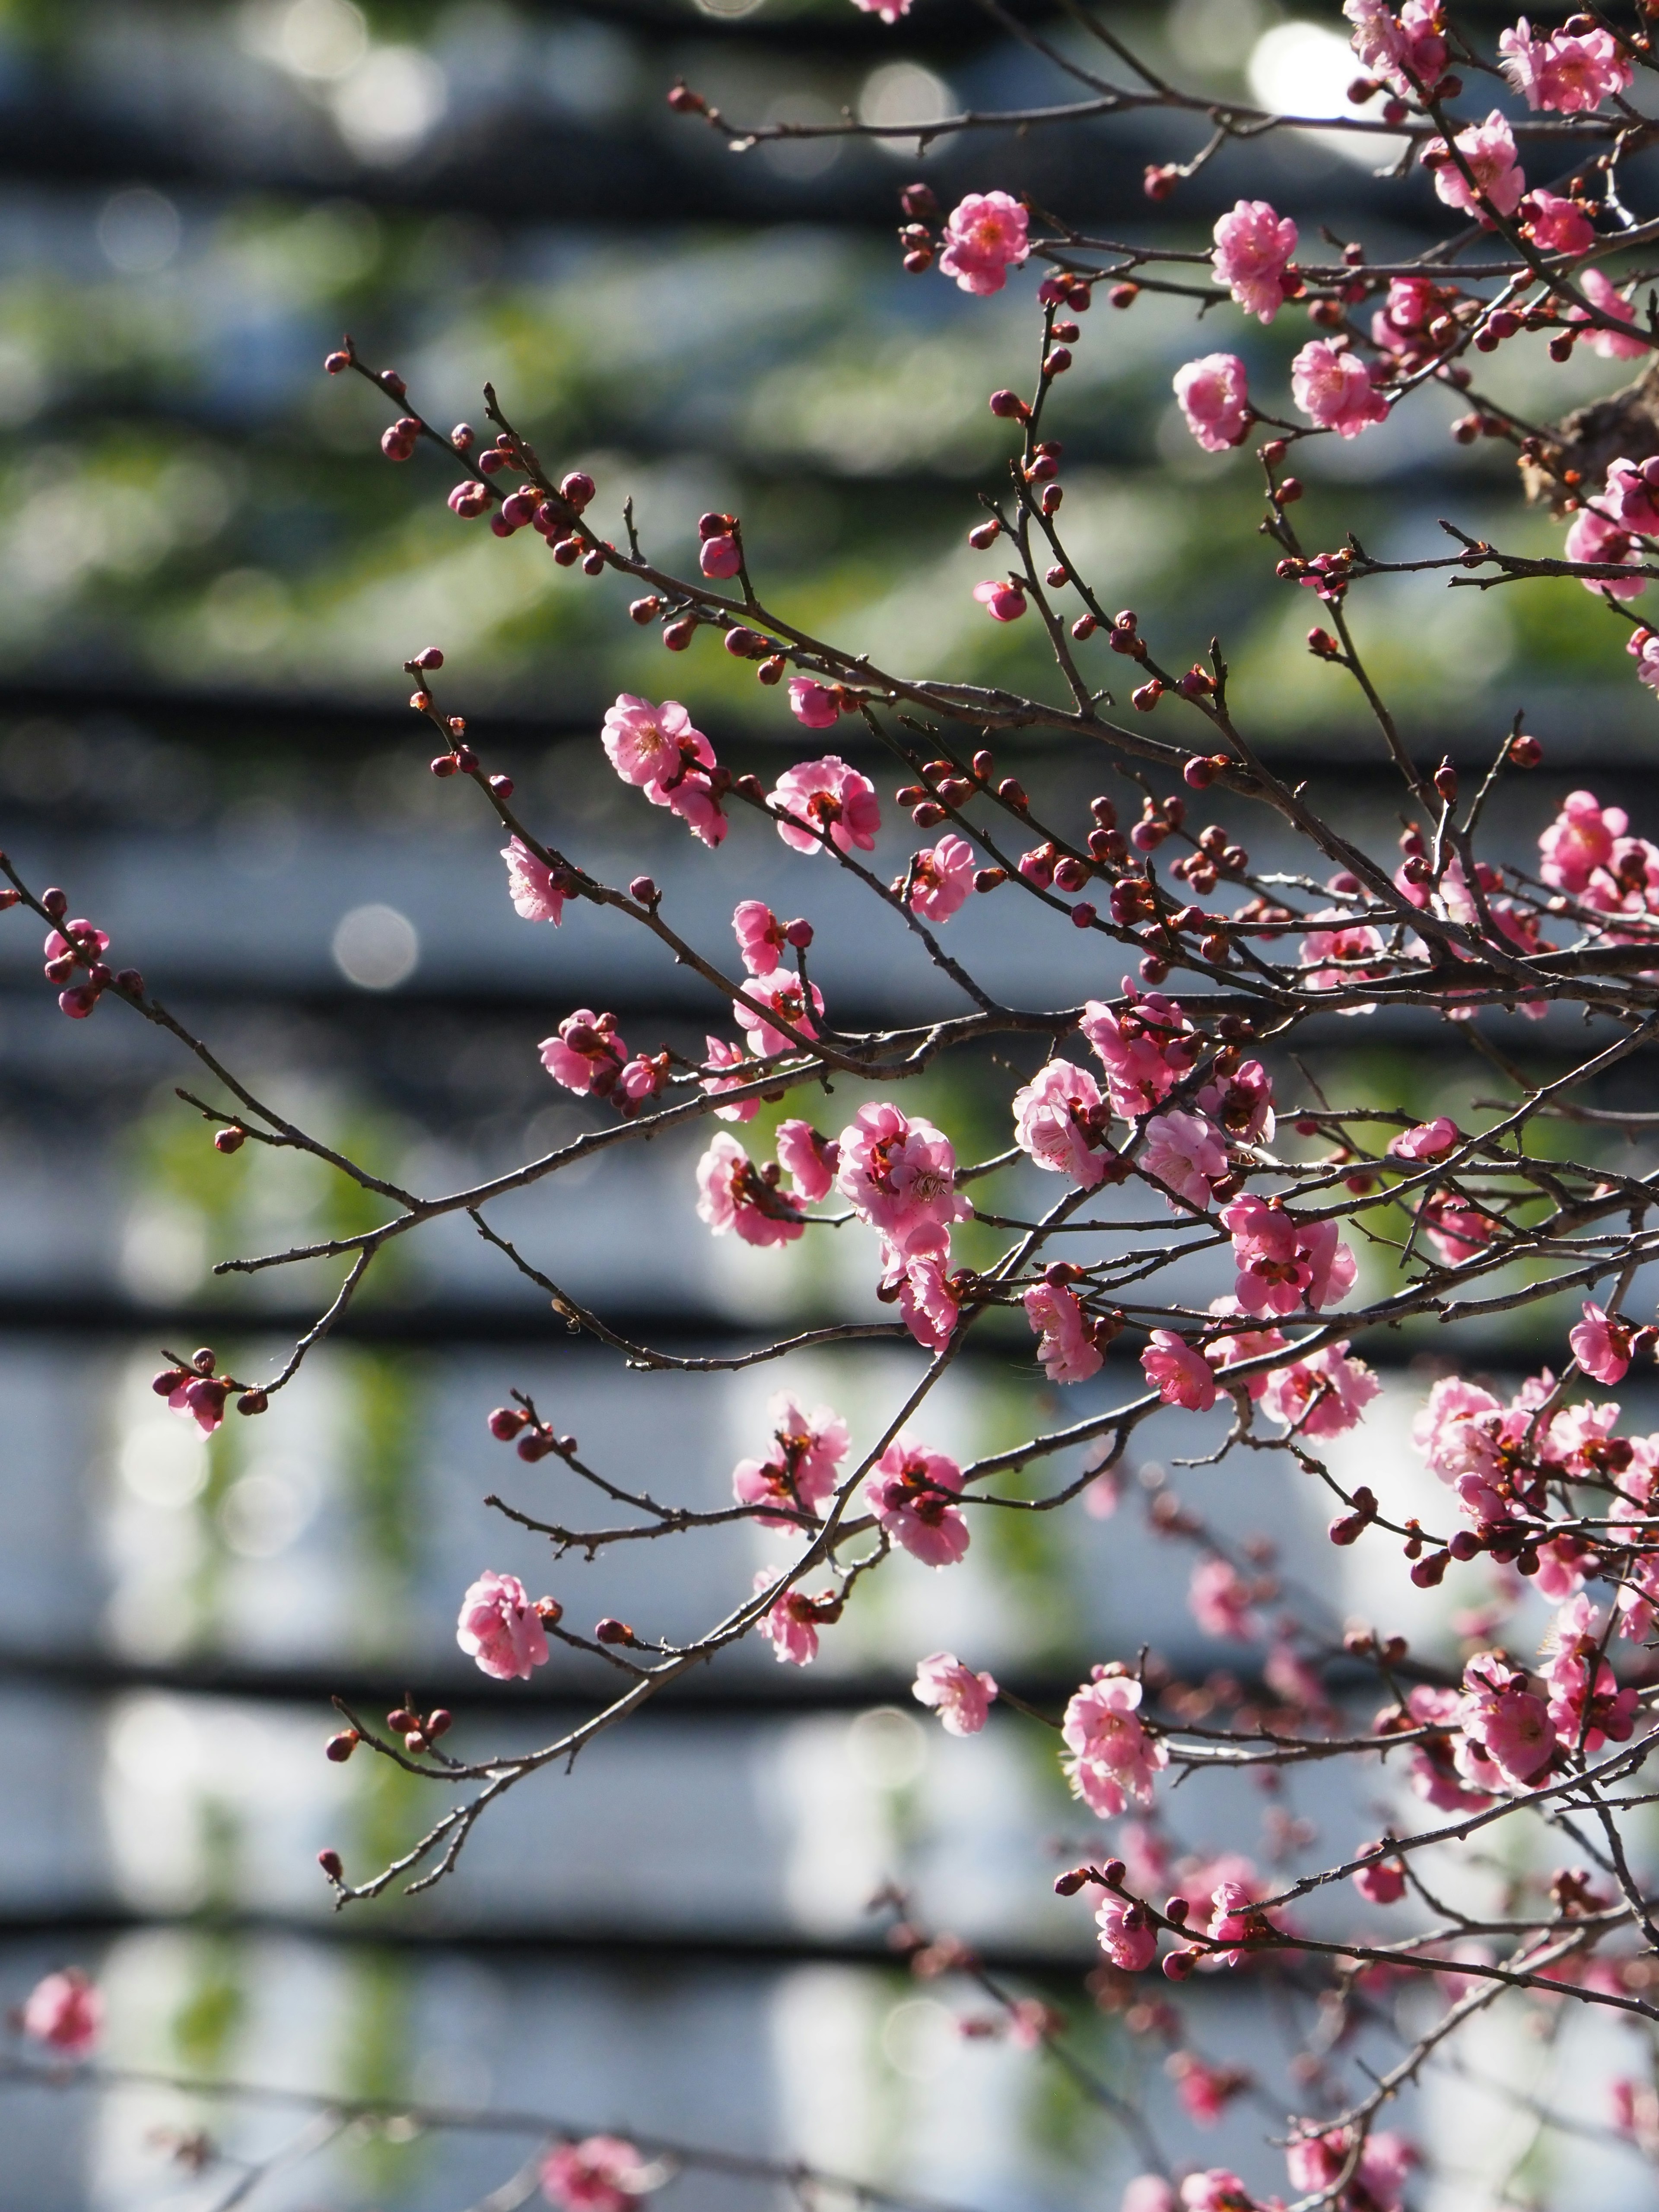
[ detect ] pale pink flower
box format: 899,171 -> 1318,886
881,1225 -> 961,1353
1523,188 -> 1596,254
1012,1058 -> 1117,1187
1287,2130 -> 1414,2212
1539,788 -> 1627,892
1616,1542 -> 1659,1642
850,0 -> 912,19
1388,1116 -> 1457,1160
1543,1592 -> 1639,1751
1079,994 -> 1196,1119
1406,1681 -> 1494,1813
540,2137 -> 651,2212
836,1100 -> 968,1239
1421,1190 -> 1494,1266
974,577 -> 1028,622
732,899 -> 788,974
21,1968 -> 102,2057
1122,2182 -> 1176,2212
695,1131 -> 806,1247
501,836 -> 565,924
733,1395 -> 849,1522
732,968 -> 824,1059
456,1570 -> 550,1680
1568,266 -> 1648,359
168,1374 -> 229,1434
1461,1651 -> 1556,1785
864,1440 -> 969,1565
1205,1306 -> 1288,1400
1300,915 -> 1386,1002
1423,110 -> 1526,219
1189,1558 -> 1258,1643
1632,628 -> 1659,695
540,1008 -> 627,1096
1411,1373 -> 1503,1481
1140,1109 -> 1227,1208
1261,1344 -> 1379,1439
912,1651 -> 998,1734
1500,16 -> 1632,112
1212,199 -> 1296,323
1024,1281 -> 1104,1384
602,694 -> 697,789
1344,0 -> 1446,92
1095,1893 -> 1158,1972
938,191 -> 1030,296
788,677 -> 842,728
1290,340 -> 1389,437
1571,1299 -> 1634,1384
768,755 -> 880,855
699,1034 -> 759,1122
1353,1841 -> 1407,1906
1173,353 -> 1251,453
1061,1672 -> 1167,1817
775,1119 -> 839,1201
754,1574 -> 824,1665
1604,456 -> 1659,535
1208,1878 -> 1264,1967
909,834 -> 976,921
1178,2166 -> 1253,2207
1610,2079 -> 1659,2154
1142,1330 -> 1217,1411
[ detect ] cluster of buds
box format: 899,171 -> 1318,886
326,1702 -> 452,1762
698,510 -> 742,581
896,747 -> 998,829
488,1399 -> 578,1464
29,888 -> 142,1019
896,181 -> 940,273
1276,549 -> 1354,603
151,1347 -> 268,1433
1023,437 -> 1064,514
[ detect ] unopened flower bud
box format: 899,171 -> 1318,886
489,1405 -> 529,1440
1510,733 -> 1541,768
974,868 -> 1006,893
1044,346 -> 1072,377
662,618 -> 696,651
988,389 -> 1028,420
426,1708 -> 452,1738
236,1388 -> 268,1415
594,1617 -> 635,1645
785,917 -> 814,948
560,471 -> 595,509
1053,1866 -> 1091,1896
324,350 -> 350,373
1071,612 -> 1096,639
213,1126 -> 245,1154
317,1849 -> 344,1881
326,1730 -> 359,1762
968,519 -> 1001,549
42,887 -> 67,918
997,777 -> 1029,808
1162,1948 -> 1197,1980
629,875 -> 660,906
1131,681 -> 1163,712
1070,901 -> 1096,928
153,1367 -> 189,1397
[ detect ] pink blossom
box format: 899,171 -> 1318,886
912,1651 -> 998,1734
732,899 -> 788,974
1423,110 -> 1526,219
1095,1893 -> 1158,1972
1344,0 -> 1446,92
1412,1373 -> 1504,1481
21,1968 -> 102,2057
695,1131 -> 806,1247
1500,16 -> 1632,112
1122,2183 -> 1176,2212
1197,1058 -> 1275,1146
168,1374 -> 229,1434
1212,200 -> 1297,323
1461,1652 -> 1556,1785
754,1575 -> 825,1665
1012,1058 -> 1118,1187
1222,1195 -> 1356,1318
733,968 -> 824,1058
851,0 -> 912,18
788,677 -> 842,728
1388,1116 -> 1458,1160
456,1570 -> 550,1681
1539,788 -> 1628,892
1406,1682 -> 1495,1814
1205,1308 -> 1288,1400
1173,353 -> 1252,453
1631,628 -> 1659,696
1141,1109 -> 1227,1209
1177,2171 -> 1257,2212
1261,1343 -> 1379,1439
700,1035 -> 759,1122
1543,1592 -> 1640,1751
1421,1190 -> 1494,1266
1610,2078 -> 1659,2153
1616,1542 -> 1659,1642
540,2138 -> 651,2212
1189,1558 -> 1259,1643
767,755 -> 880,855
1208,1878 -> 1265,1967
835,1100 -> 968,1240
909,834 -> 976,921
1080,993 -> 1195,1119
501,836 -> 565,924
938,191 -> 1030,296
864,1440 -> 970,1565
699,533 -> 741,579
600,695 -> 726,845
733,1395 -> 849,1523
1571,1299 -> 1634,1384
1061,1672 -> 1168,1817
540,1009 -> 627,1096
1568,267 -> 1648,360
1300,916 -> 1386,1002
1024,1281 -> 1104,1384
1603,456 -> 1659,535
1290,340 -> 1389,438
1523,188 -> 1596,254
1142,1330 -> 1217,1411
1287,2130 -> 1414,2212
775,1119 -> 839,1201
881,1225 -> 961,1353
1353,1842 -> 1408,1906
973,577 -> 1028,622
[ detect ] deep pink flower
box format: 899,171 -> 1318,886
700,1035 -> 760,1122
880,1225 -> 961,1353
501,836 -> 565,924
1421,1190 -> 1495,1266
1544,1592 -> 1640,1751
1142,1330 -> 1217,1411
1300,915 -> 1386,1002
1406,1682 -> 1495,1814
1571,1299 -> 1633,1384
1291,340 -> 1389,437
1287,2130 -> 1414,2212
1261,1344 -> 1379,1438
1523,188 -> 1596,254
1196,1058 -> 1275,1146
1189,1558 -> 1258,1643
1461,1651 -> 1556,1785
540,2137 -> 651,2212
912,1651 -> 998,1734
1353,1842 -> 1408,1906
768,755 -> 880,855
864,1440 -> 969,1565
540,1008 -> 628,1096
1388,1116 -> 1458,1160
836,1100 -> 968,1240
1205,1307 -> 1288,1400
1079,993 -> 1195,1119
1539,788 -> 1627,892
1212,199 -> 1296,323
1012,1058 -> 1117,1187
909,834 -> 976,921
1500,16 -> 1632,112
1024,1281 -> 1104,1384
755,1575 -> 825,1665
938,191 -> 1030,296
973,577 -> 1028,622
1140,1109 -> 1227,1208
168,1374 -> 229,1434
775,1118 -> 839,1201
21,1968 -> 102,2057
1061,1672 -> 1167,1817
1604,457 -> 1659,535
1173,353 -> 1251,452
1568,267 -> 1648,360
1344,0 -> 1446,92
788,677 -> 842,729
456,1570 -> 550,1681
695,1131 -> 806,1246
733,1394 -> 849,1523
732,968 -> 824,1059
1095,1893 -> 1158,1973
1177,2171 -> 1257,2212
1423,110 -> 1526,219
600,695 -> 726,848
732,899 -> 788,974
